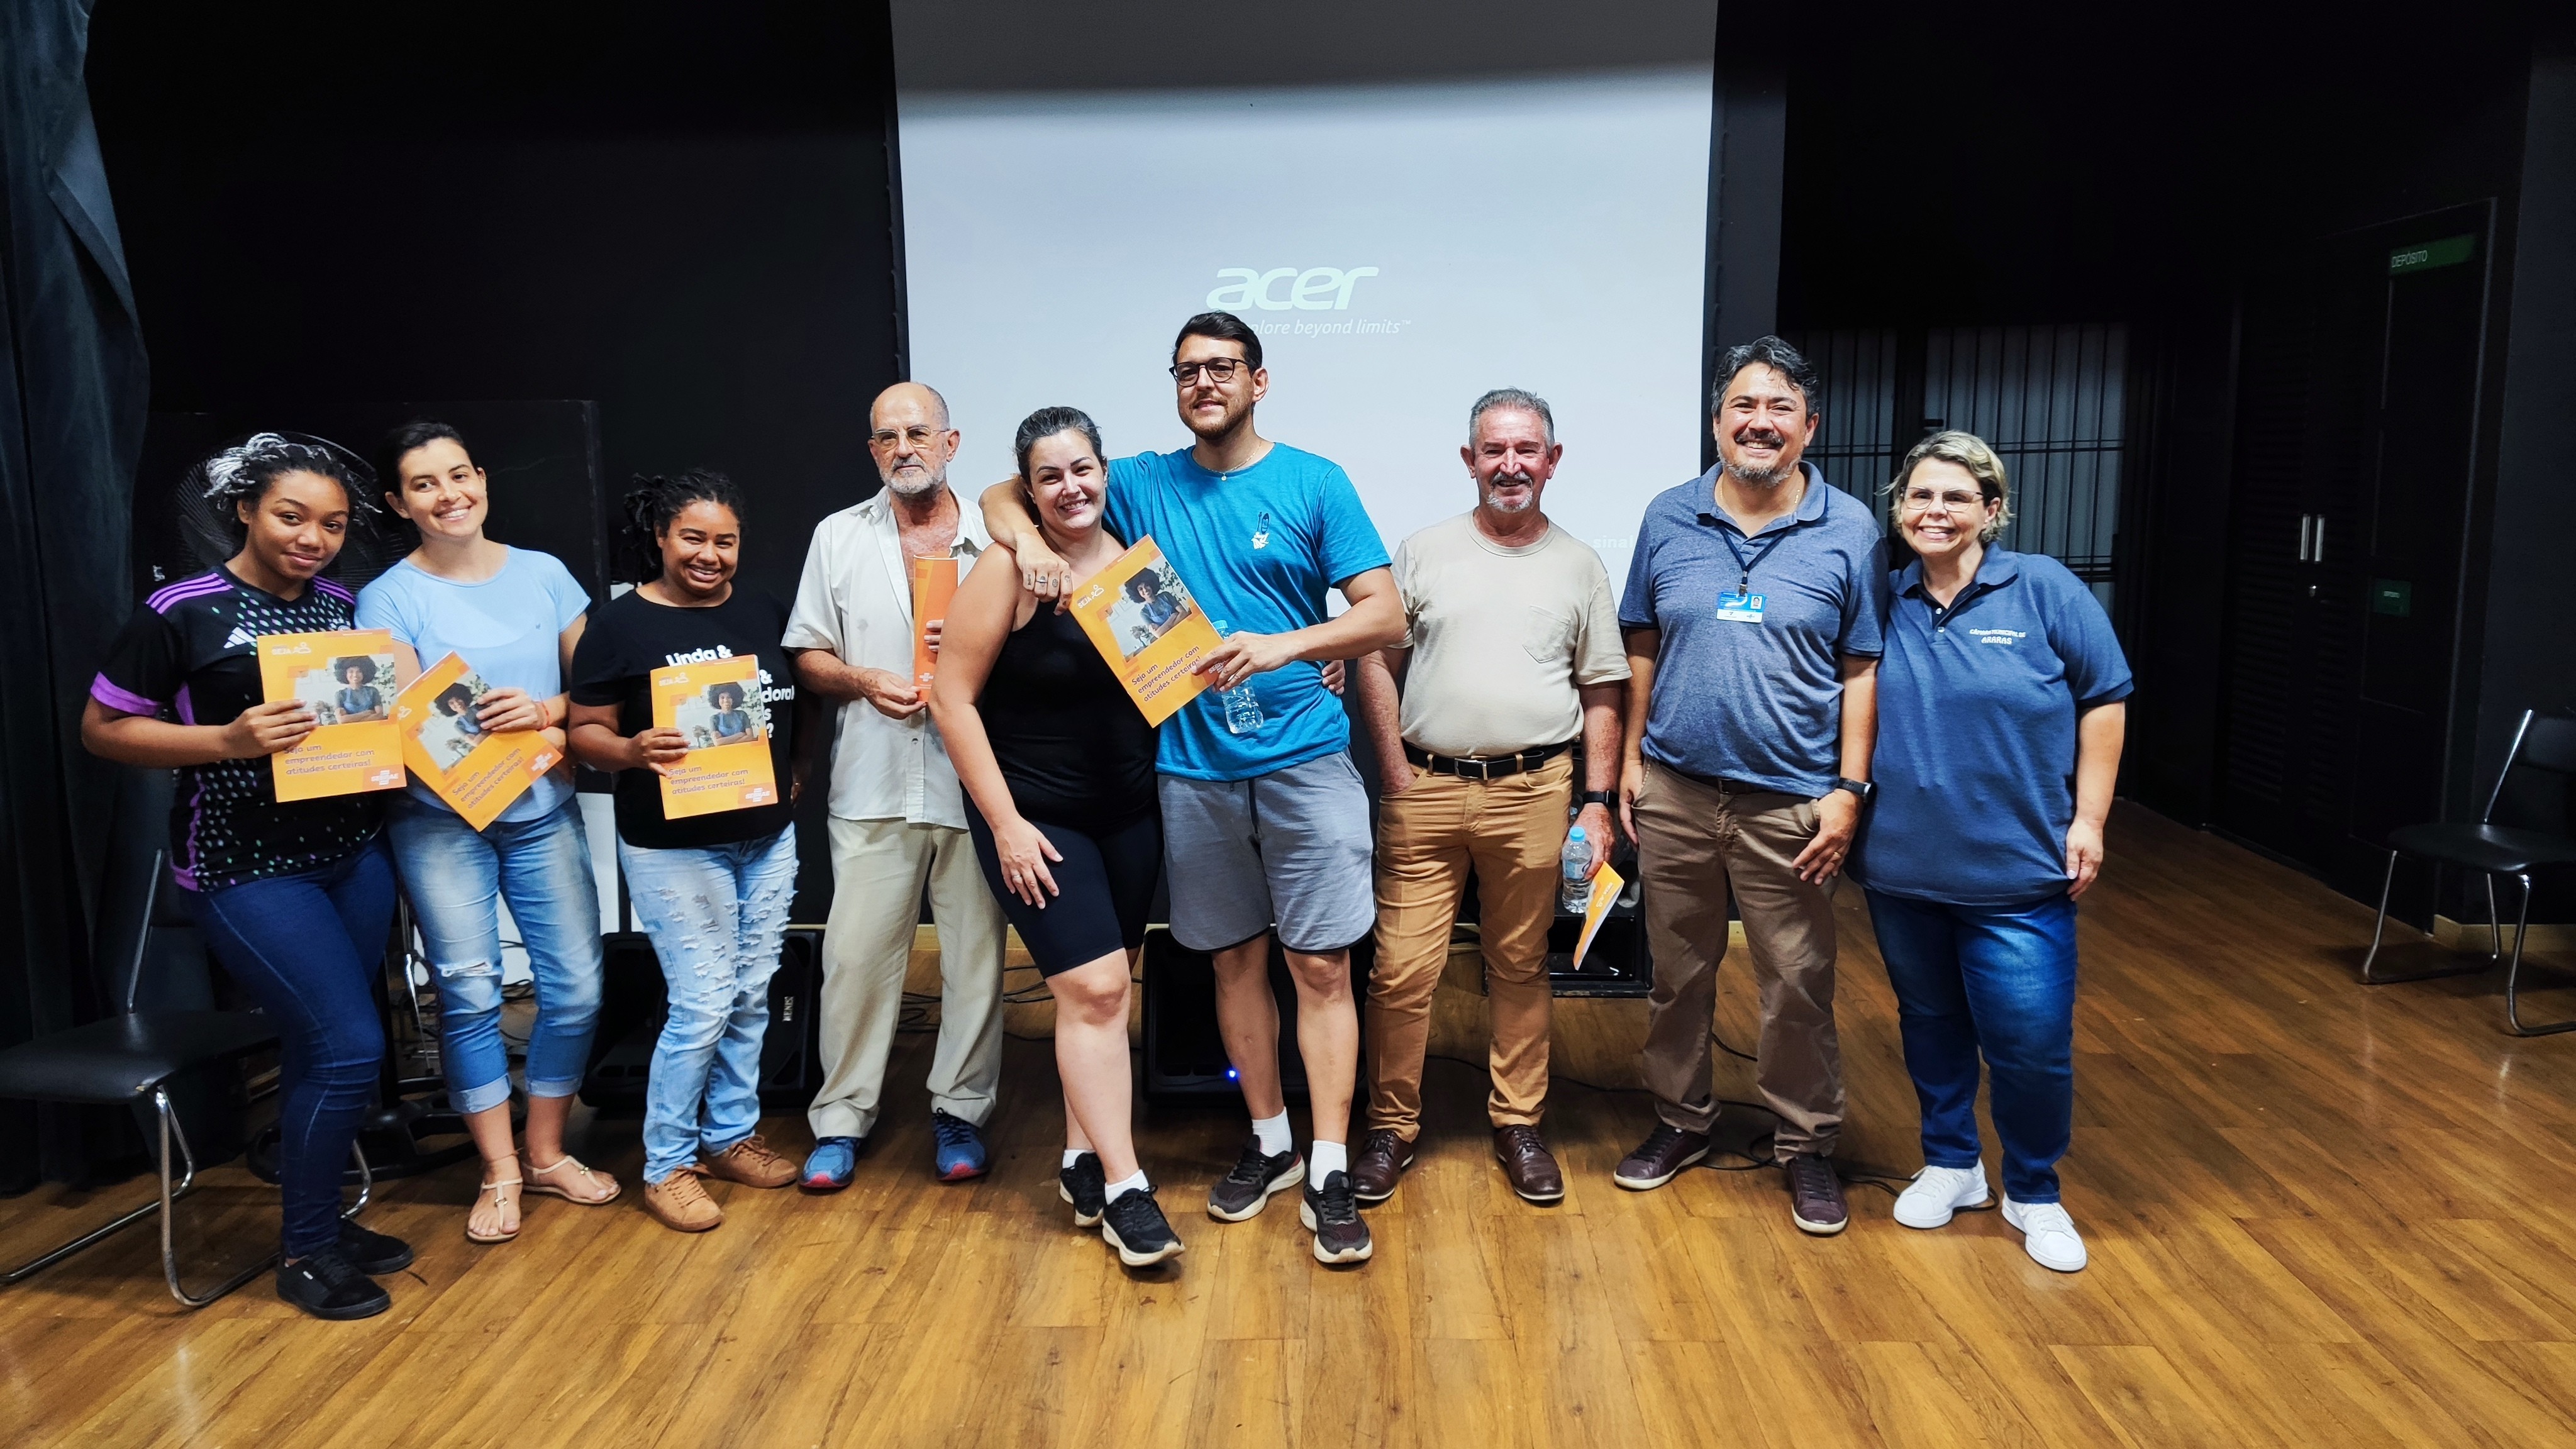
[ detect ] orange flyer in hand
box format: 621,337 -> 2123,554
909,555 -> 958,689
1065,536 -> 1220,727
650,653 -> 779,819
257,629 -> 407,801
1572,859 -> 1625,969
393,653 -> 564,831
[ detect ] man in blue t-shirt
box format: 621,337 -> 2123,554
984,311 -> 1402,1265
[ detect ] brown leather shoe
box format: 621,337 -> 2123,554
642,1170 -> 723,1232
701,1133 -> 797,1189
1784,1153 -> 1849,1235
1613,1123 -> 1711,1191
1492,1126 -> 1564,1203
1348,1128 -> 1414,1204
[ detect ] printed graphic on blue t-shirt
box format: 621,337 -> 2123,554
356,548 -> 593,823
1104,443 -> 1389,782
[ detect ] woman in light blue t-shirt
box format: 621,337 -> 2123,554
355,419 -> 618,1246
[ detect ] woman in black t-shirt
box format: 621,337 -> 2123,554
929,408 -> 1179,1267
567,470 -> 806,1235
84,433 -> 413,1322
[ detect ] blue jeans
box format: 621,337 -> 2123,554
1863,887 -> 2078,1204
387,795 -> 604,1115
618,827 -> 798,1184
189,841 -> 397,1257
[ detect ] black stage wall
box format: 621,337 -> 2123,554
86,1 -> 913,915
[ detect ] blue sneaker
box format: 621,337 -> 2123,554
802,1136 -> 860,1191
931,1111 -> 988,1182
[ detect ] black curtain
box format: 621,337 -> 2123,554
0,0 -> 150,1192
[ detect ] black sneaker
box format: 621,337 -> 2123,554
275,1247 -> 392,1321
1206,1138 -> 1303,1223
1060,1152 -> 1107,1229
1101,1185 -> 1186,1267
337,1220 -> 414,1275
1300,1170 -> 1374,1265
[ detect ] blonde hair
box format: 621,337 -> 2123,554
1887,430 -> 2012,543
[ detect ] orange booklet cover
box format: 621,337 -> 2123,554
1065,536 -> 1219,727
393,653 -> 564,831
257,629 -> 407,801
909,555 -> 958,689
650,653 -> 779,819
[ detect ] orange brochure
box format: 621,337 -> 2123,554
1065,536 -> 1219,727
393,653 -> 564,831
258,629 -> 407,801
650,653 -> 779,819
909,555 -> 958,689
1572,859 -> 1626,969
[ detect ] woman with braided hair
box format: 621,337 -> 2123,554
83,432 -> 414,1321
567,469 -> 810,1233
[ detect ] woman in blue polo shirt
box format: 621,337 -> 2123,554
1852,430 -> 2129,1274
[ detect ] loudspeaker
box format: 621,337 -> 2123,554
1140,928 -> 1374,1102
578,925 -> 828,1114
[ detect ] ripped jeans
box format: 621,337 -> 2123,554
618,826 -> 799,1184
388,795 -> 604,1114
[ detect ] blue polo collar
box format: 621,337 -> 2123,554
1694,460 -> 1833,538
1898,546 -> 2023,608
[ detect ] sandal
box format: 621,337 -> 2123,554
524,1152 -> 622,1206
466,1170 -> 523,1244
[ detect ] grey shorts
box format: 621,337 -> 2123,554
1158,752 -> 1376,954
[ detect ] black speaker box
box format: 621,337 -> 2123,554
579,925 -> 826,1114
1140,928 -> 1374,1102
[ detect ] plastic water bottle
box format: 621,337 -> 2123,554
1560,827 -> 1594,914
1214,622 -> 1263,736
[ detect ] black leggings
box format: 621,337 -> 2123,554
963,802 -> 1161,976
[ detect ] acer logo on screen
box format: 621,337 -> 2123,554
1206,267 -> 1380,312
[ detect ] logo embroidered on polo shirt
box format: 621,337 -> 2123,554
1967,628 -> 2026,647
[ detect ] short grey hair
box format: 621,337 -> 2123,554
1467,387 -> 1555,447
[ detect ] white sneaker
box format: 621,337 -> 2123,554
1892,1164 -> 1990,1229
2002,1196 -> 2087,1272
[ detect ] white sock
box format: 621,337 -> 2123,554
1063,1148 -> 1087,1170
1252,1111 -> 1293,1158
1104,1170 -> 1150,1200
1308,1140 -> 1347,1187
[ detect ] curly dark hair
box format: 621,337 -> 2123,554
433,682 -> 479,716
330,656 -> 380,684
197,431 -> 380,524
706,682 -> 746,710
618,469 -> 747,584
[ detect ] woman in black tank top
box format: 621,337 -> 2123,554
928,407 -> 1182,1267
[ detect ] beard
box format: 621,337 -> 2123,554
1721,428 -> 1797,487
1481,470 -> 1540,513
880,462 -> 947,498
1184,391 -> 1253,442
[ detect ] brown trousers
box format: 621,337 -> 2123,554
1632,759 -> 1843,1158
1365,753 -> 1569,1141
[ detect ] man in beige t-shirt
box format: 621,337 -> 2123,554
1348,388 -> 1629,1206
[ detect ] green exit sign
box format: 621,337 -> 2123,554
2372,579 -> 2413,616
2390,235 -> 2475,274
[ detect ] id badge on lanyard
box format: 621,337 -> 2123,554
1718,526 -> 1784,625
1716,589 -> 1767,623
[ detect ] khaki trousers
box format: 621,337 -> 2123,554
807,815 -> 1007,1140
1632,759 -> 1843,1158
1365,753 -> 1568,1141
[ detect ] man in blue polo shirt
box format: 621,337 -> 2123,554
1612,335 -> 1885,1238
982,311 -> 1404,1266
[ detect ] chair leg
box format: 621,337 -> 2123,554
2359,853 -> 2488,984
159,1087 -> 275,1309
2504,874 -> 2576,1037
0,1085 -> 203,1288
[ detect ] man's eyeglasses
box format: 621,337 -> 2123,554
1169,358 -> 1248,385
869,426 -> 947,449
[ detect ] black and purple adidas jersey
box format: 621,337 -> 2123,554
92,567 -> 382,892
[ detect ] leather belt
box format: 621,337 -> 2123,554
1403,739 -> 1575,781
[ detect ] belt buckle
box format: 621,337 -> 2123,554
1462,755 -> 1491,780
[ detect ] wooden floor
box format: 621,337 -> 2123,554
9,802 -> 2576,1448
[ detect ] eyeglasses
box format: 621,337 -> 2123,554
869,426 -> 947,449
1899,490 -> 1989,514
1169,358 -> 1247,385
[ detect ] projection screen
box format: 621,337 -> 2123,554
891,4 -> 1718,588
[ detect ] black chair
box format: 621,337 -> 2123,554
2360,709 -> 2576,1035
0,769 -> 373,1307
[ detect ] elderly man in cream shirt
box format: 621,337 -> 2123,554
785,380 -> 1006,1188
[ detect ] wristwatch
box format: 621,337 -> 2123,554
1832,777 -> 1876,803
1579,790 -> 1619,808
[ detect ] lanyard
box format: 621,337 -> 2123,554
1718,525 -> 1789,595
